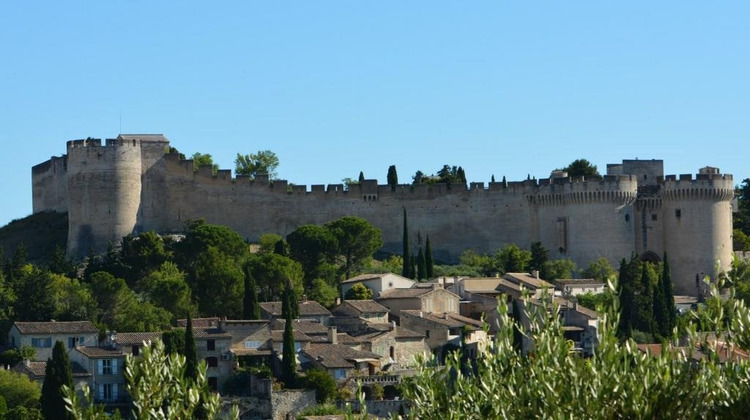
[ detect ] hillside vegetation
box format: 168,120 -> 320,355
0,211 -> 67,265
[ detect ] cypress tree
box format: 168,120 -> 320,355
387,165 -> 398,191
636,261 -> 655,334
617,257 -> 634,339
282,281 -> 299,320
402,208 -> 411,278
529,242 -> 549,273
417,246 -> 426,281
491,175 -> 496,183
281,284 -> 297,387
243,264 -> 261,320
41,341 -> 73,420
358,171 -> 365,183
162,329 -> 185,355
425,235 -> 434,279
502,175 -> 507,188
511,299 -> 524,354
662,252 -> 676,333
184,313 -> 198,382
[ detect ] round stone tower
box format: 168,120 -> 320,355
66,138 -> 143,258
528,174 -> 638,270
660,168 -> 734,295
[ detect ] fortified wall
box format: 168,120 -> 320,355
32,135 -> 734,296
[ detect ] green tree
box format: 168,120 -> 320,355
495,244 -> 531,274
137,262 -> 195,321
417,246 -> 426,281
541,258 -> 577,282
234,150 -> 279,180
302,368 -> 337,402
325,216 -> 383,279
281,281 -> 299,320
162,329 -> 185,356
177,221 -> 248,264
281,284 -> 297,387
560,158 -> 600,177
633,261 -> 656,335
387,165 -> 398,191
119,231 -> 171,285
659,252 -> 676,335
0,368 -> 41,412
734,178 -> 750,235
48,245 -> 75,277
425,235 -> 435,279
245,253 -> 304,303
581,257 -> 616,283
734,229 -> 750,251
402,209 -> 412,279
242,262 -> 261,320
184,314 -> 198,383
287,225 -> 338,286
308,278 -> 339,308
14,266 -> 55,321
344,283 -> 373,300
459,249 -> 496,277
529,242 -> 549,273
48,273 -> 97,321
194,246 -> 244,318
191,152 -> 218,174
40,341 -> 73,420
358,171 -> 365,183
258,233 -> 284,255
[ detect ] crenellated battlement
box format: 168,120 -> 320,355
658,173 -> 734,201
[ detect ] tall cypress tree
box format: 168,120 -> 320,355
617,257 -> 634,339
387,165 -> 398,191
417,247 -> 426,281
243,264 -> 260,320
281,284 -> 297,387
662,252 -> 676,333
41,341 -> 73,420
636,261 -> 655,334
425,235 -> 434,279
402,208 -> 411,278
184,313 -> 198,382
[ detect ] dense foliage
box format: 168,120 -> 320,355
40,341 -> 73,420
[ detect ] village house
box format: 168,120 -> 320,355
70,345 -> 128,408
260,300 -> 332,325
375,284 -> 460,319
354,325 -> 429,369
399,310 -> 486,358
177,318 -> 234,391
340,273 -> 415,298
329,300 -> 391,334
503,272 -> 555,297
555,279 -> 606,296
7,321 -> 99,361
12,358 -> 91,391
299,342 -> 382,380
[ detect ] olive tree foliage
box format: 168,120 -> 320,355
400,280 -> 750,419
64,339 -> 238,420
234,150 -> 279,180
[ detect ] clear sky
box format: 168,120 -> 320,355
1,2 -> 748,227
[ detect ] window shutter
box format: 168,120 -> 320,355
112,359 -> 118,375
113,383 -> 119,400
98,360 -> 103,375
98,384 -> 104,400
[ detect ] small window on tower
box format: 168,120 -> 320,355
652,214 -> 658,221
625,214 -> 630,222
675,209 -> 682,218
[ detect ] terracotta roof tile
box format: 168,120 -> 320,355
114,332 -> 162,346
14,321 -> 99,335
301,343 -> 381,369
260,301 -> 331,317
13,361 -> 90,379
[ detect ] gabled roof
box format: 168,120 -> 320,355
114,332 -> 162,346
13,361 -> 90,379
340,273 -> 414,285
377,286 -> 459,300
270,330 -> 313,342
271,319 -> 329,335
401,310 -> 484,330
555,279 -> 605,287
176,317 -> 220,328
504,273 -> 554,290
192,328 -> 233,340
554,297 -> 601,319
461,277 -> 523,294
332,300 -> 389,316
301,343 -> 381,369
13,321 -> 99,335
75,347 -> 124,358
260,301 -> 332,317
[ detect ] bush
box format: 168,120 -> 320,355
302,368 -> 337,403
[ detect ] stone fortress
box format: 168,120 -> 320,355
32,134 -> 735,296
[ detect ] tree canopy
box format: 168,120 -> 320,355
559,158 -> 600,177
325,216 -> 383,279
234,150 -> 279,180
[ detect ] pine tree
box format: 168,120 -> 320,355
358,171 -> 365,183
402,208 -> 411,278
425,235 -> 435,279
417,247 -> 426,281
41,341 -> 73,420
529,242 -> 549,273
243,265 -> 260,320
281,284 -> 297,387
457,167 -> 466,184
184,313 -> 198,382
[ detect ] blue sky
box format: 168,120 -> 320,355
1,1 -> 748,227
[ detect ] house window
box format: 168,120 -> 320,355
132,345 -> 140,356
206,357 -> 218,368
99,359 -> 117,375
68,336 -> 85,348
334,369 -> 347,380
32,337 -> 52,348
99,383 -> 118,401
207,340 -> 216,351
425,330 -> 430,339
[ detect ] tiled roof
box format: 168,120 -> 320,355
271,320 -> 329,335
340,273 -> 413,285
461,278 -> 522,293
14,321 -> 99,335
193,328 -> 232,339
555,279 -> 604,286
396,327 -> 425,339
376,288 -> 430,299
114,332 -> 162,346
401,310 -> 484,329
176,317 -> 220,328
260,301 -> 332,317
302,343 -> 381,369
553,297 -> 601,319
13,361 -> 90,379
335,300 -> 389,315
504,273 -> 554,290
270,330 -> 313,342
75,347 -> 124,358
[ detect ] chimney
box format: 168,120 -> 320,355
301,294 -> 308,303
24,358 -> 31,367
328,326 -> 338,345
532,270 -> 540,279
391,320 -> 397,332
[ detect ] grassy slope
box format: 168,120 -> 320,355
0,212 -> 67,265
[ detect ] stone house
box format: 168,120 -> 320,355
329,300 -> 391,334
399,310 -> 486,355
376,284 -> 460,319
503,272 -> 555,297
340,273 -> 415,298
355,326 -> 429,368
12,359 -> 91,391
8,321 -> 99,361
110,331 -> 161,356
70,346 -> 128,408
177,318 -> 234,391
555,279 -> 606,296
271,319 -> 330,342
299,343 -> 382,380
260,300 -> 332,325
